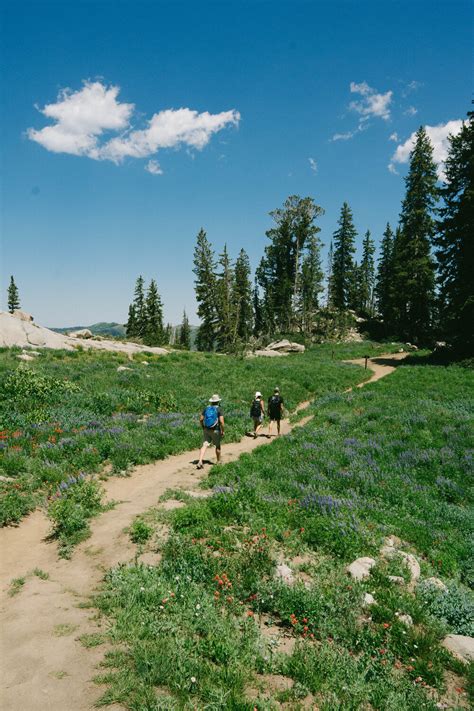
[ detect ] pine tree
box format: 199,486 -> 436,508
215,245 -> 235,352
260,195 -> 324,333
252,278 -> 264,337
331,202 -> 357,310
359,230 -> 376,315
392,126 -> 439,342
435,109 -> 474,353
7,276 -> 20,313
164,323 -> 172,345
179,310 -> 191,349
132,276 -> 147,339
348,261 -> 364,313
125,303 -> 137,338
233,248 -> 253,343
193,228 -> 217,351
326,240 -> 335,307
375,223 -> 395,328
144,279 -> 164,345
299,234 -> 324,333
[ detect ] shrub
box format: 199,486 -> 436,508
47,475 -> 103,556
418,579 -> 474,635
129,519 -> 152,545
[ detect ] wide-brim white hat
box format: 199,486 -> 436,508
255,391 -> 262,398
209,394 -> 221,403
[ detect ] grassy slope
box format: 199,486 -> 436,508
94,358 -> 473,710
0,342 -> 399,526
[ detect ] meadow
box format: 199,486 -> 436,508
91,357 -> 473,710
0,342 -> 398,546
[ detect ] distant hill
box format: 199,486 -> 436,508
51,322 -> 127,338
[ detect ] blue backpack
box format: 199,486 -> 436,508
203,405 -> 219,429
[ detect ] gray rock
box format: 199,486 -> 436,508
363,592 -> 376,606
397,613 -> 413,626
22,349 -> 40,356
347,557 -> 376,581
17,353 -> 35,361
266,339 -> 305,353
388,575 -> 405,585
399,551 -> 420,582
69,328 -> 93,339
422,577 -> 448,592
275,563 -> 294,586
442,634 -> 474,663
254,349 -> 287,358
117,365 -> 132,372
12,310 -> 33,321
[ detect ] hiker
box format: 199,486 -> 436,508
250,391 -> 265,438
196,394 -> 224,469
268,386 -> 284,436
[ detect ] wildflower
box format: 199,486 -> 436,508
247,610 -> 254,617
190,676 -> 196,684
140,586 -> 145,592
196,604 -> 200,610
383,623 -> 390,629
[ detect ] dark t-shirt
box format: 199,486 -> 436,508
268,395 -> 283,419
202,406 -> 223,429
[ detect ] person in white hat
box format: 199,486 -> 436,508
196,394 -> 224,469
250,391 -> 265,438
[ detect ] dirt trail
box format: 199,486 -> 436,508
0,353 -> 406,711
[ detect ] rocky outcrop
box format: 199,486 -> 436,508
253,349 -> 288,358
442,634 -> 474,663
69,328 -> 93,339
0,311 -> 170,356
347,557 -> 376,581
13,310 -> 34,322
265,339 -> 305,353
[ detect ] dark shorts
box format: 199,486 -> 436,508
269,411 -> 281,421
203,427 -> 222,448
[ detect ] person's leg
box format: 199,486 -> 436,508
253,417 -> 258,438
277,418 -> 281,435
213,430 -> 222,463
216,446 -> 221,462
197,438 -> 210,468
268,418 -> 273,437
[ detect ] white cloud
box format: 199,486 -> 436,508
404,106 -> 418,116
27,81 -> 134,156
389,132 -> 399,142
330,122 -> 369,142
388,162 -> 399,175
402,80 -> 422,97
27,80 -> 240,172
388,119 -> 464,179
349,81 -> 392,121
99,107 -> 240,163
308,157 -> 318,173
145,159 -> 163,175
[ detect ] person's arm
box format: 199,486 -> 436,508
200,413 -> 204,428
260,399 -> 265,416
219,414 -> 225,436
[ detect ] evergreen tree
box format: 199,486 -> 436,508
348,261 -> 364,313
125,303 -> 137,338
215,244 -> 235,351
7,276 -> 20,313
252,277 -> 264,337
233,248 -> 253,343
375,223 -> 395,328
144,279 -> 164,345
299,234 -> 324,333
435,109 -> 474,353
179,310 -> 191,349
164,323 -> 172,345
132,276 -> 147,338
326,240 -> 335,307
260,195 -> 324,332
331,202 -> 357,310
392,126 -> 439,342
359,230 -> 376,315
193,228 -> 217,351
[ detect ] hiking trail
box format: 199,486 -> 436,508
0,352 -> 407,711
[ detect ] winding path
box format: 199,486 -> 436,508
0,353 -> 407,711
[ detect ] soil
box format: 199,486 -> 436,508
0,353 -> 407,711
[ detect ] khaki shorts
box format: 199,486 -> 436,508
203,427 -> 222,449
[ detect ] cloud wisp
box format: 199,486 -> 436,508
331,81 -> 392,142
388,119 -> 463,179
27,81 -> 240,173
308,157 -> 318,173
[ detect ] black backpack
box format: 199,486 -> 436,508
250,399 -> 261,417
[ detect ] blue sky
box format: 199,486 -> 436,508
2,0 -> 471,327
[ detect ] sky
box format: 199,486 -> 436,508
1,0 -> 472,327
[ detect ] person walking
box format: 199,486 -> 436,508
250,391 -> 265,438
196,394 -> 224,470
267,386 -> 284,436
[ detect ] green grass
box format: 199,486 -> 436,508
0,343 -> 384,530
92,358 -> 473,710
8,576 -> 26,596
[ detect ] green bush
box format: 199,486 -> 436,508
47,475 -> 103,556
129,519 -> 152,545
418,579 -> 474,635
